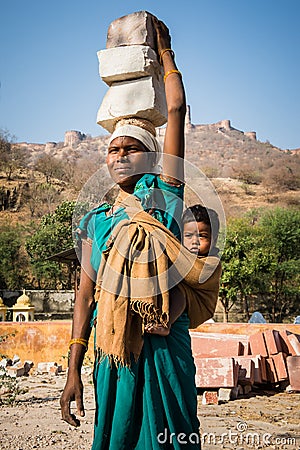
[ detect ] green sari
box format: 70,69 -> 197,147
78,174 -> 200,449
92,314 -> 199,449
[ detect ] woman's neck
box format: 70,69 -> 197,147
117,173 -> 145,193
119,185 -> 135,194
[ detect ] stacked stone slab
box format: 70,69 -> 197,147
190,327 -> 300,403
96,11 -> 167,133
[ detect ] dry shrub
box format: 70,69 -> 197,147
230,162 -> 262,185
263,163 -> 300,191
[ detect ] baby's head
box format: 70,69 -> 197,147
182,205 -> 220,256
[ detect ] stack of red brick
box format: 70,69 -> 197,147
190,328 -> 300,404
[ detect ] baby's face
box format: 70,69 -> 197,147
183,221 -> 211,256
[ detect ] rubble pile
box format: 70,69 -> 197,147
0,357 -> 62,378
190,328 -> 300,405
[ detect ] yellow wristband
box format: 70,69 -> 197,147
163,69 -> 182,83
160,48 -> 174,64
69,338 -> 88,351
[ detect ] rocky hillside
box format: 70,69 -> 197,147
1,118 -> 299,225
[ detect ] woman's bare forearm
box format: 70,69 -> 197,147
162,51 -> 186,177
68,287 -> 95,371
154,18 -> 186,181
68,241 -> 96,372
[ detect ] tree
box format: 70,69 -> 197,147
65,156 -> 104,192
34,154 -> 65,184
0,130 -> 27,180
219,208 -> 300,323
230,162 -> 262,185
263,159 -> 300,191
25,200 -> 88,289
0,224 -> 28,289
219,218 -> 273,322
21,170 -> 62,217
259,208 -> 300,322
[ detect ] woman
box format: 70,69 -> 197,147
60,18 -> 212,449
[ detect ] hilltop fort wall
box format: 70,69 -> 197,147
157,107 -> 257,140
64,130 -> 87,148
16,107 -> 257,149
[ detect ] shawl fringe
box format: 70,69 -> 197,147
94,347 -> 133,368
130,299 -> 169,328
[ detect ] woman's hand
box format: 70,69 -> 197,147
60,370 -> 85,427
153,17 -> 172,60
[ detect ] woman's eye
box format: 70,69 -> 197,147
127,147 -> 140,153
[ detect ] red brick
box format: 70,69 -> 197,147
190,332 -> 248,358
241,355 -> 267,383
260,356 -> 268,382
263,329 -> 282,355
278,330 -> 299,355
266,357 -> 279,383
233,357 -> 240,383
287,333 -> 300,356
235,356 -> 261,384
271,353 -> 288,380
202,391 -> 219,405
286,356 -> 300,391
194,357 -> 238,388
235,358 -> 255,385
255,356 -> 265,383
249,332 -> 268,357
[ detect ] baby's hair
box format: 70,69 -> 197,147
182,204 -> 220,243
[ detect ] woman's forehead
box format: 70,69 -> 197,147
109,136 -> 145,148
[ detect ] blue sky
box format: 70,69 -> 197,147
0,0 -> 299,149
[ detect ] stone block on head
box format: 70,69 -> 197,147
97,45 -> 162,86
106,11 -> 157,51
97,76 -> 167,133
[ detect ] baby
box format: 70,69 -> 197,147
182,204 -> 219,256
146,204 -> 219,335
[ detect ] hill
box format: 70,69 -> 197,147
0,116 -> 299,225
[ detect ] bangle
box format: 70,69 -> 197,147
164,69 -> 182,83
69,338 -> 88,351
159,48 -> 174,64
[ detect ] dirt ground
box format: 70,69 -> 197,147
0,370 -> 299,450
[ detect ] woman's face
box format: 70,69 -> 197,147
106,136 -> 154,190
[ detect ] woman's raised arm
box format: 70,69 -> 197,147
154,18 -> 186,182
